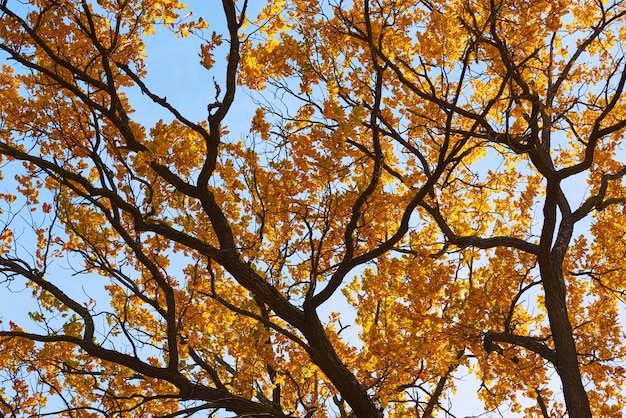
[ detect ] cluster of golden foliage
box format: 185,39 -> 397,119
0,0 -> 625,417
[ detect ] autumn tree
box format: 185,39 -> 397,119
0,0 -> 625,416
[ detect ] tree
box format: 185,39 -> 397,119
0,0 -> 625,416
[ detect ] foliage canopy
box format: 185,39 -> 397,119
0,0 -> 626,417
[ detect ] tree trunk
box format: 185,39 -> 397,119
540,258 -> 592,418
537,177 -> 592,418
302,313 -> 383,418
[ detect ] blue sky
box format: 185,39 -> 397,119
0,1 -> 603,416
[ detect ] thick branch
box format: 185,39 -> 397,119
484,331 -> 557,365
420,202 -> 540,254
